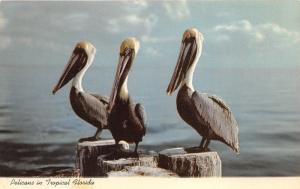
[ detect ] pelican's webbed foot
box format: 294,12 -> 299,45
103,142 -> 140,160
78,128 -> 102,143
184,146 -> 211,153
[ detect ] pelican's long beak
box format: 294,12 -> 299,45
167,36 -> 197,95
108,48 -> 134,112
52,47 -> 88,94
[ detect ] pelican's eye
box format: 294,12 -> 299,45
121,48 -> 133,56
183,36 -> 195,43
125,48 -> 132,55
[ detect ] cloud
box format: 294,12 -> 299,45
12,36 -> 68,52
213,20 -> 300,44
123,0 -> 148,12
106,19 -> 120,34
105,13 -> 158,36
104,0 -> 156,35
51,13 -> 90,32
0,12 -> 7,30
214,20 -> 252,32
259,23 -> 300,43
141,35 -> 176,44
125,14 -> 144,25
144,47 -> 160,56
214,20 -> 262,42
164,0 -> 190,20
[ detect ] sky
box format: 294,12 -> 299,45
0,0 -> 299,68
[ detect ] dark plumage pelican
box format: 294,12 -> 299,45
52,41 -> 109,142
107,37 -> 146,156
166,28 -> 240,154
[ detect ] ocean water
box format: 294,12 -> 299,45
0,64 -> 299,176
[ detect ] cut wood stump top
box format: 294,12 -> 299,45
77,140 -> 129,148
98,154 -> 158,175
158,147 -> 222,177
107,166 -> 178,177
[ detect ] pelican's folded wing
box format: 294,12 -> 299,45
77,92 -> 108,127
134,103 -> 147,136
191,91 -> 240,153
91,94 -> 109,105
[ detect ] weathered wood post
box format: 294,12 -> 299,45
76,142 -> 222,177
158,147 -> 222,177
97,153 -> 158,176
75,140 -> 129,176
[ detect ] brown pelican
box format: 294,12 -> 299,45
52,41 -> 109,142
166,28 -> 240,154
107,37 -> 146,157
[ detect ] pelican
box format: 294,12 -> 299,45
107,37 -> 147,157
166,28 -> 239,154
52,41 -> 109,142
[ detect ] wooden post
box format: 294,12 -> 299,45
76,140 -> 129,176
97,154 -> 158,176
76,141 -> 222,177
107,166 -> 178,177
158,147 -> 222,177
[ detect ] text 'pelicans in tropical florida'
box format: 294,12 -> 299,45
52,41 -> 109,142
107,37 -> 147,157
166,28 -> 240,154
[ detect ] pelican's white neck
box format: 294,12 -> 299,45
182,42 -> 202,92
183,63 -> 196,91
119,76 -> 128,100
72,54 -> 94,92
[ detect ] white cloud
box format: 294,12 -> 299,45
105,13 -> 158,35
164,0 -> 190,20
0,12 -> 7,31
132,0 -> 148,7
123,0 -> 148,12
106,19 -> 120,33
214,34 -> 231,42
214,20 -> 252,32
259,23 -> 300,43
51,13 -> 90,32
124,14 -> 144,25
145,47 -> 160,56
143,14 -> 158,34
141,35 -> 176,43
214,20 -> 300,44
254,32 -> 264,42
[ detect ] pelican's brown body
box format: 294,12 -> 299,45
53,41 -> 109,142
167,28 -> 239,153
107,38 -> 147,155
108,96 -> 146,145
177,84 -> 231,146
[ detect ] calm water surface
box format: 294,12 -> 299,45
0,65 -> 299,176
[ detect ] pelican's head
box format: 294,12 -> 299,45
108,37 -> 140,112
166,27 -> 203,95
52,41 -> 96,94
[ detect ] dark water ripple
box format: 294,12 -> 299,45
0,142 -> 76,176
